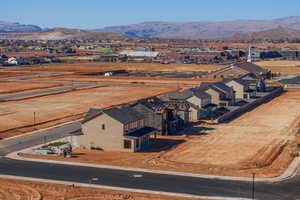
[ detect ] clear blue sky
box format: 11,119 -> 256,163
1,0 -> 299,29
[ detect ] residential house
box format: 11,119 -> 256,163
161,88 -> 211,121
78,107 -> 156,152
163,100 -> 191,131
199,82 -> 235,106
130,97 -> 169,136
207,62 -> 270,80
224,78 -> 256,99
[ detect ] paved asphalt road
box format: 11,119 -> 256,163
0,121 -> 299,199
0,157 -> 299,200
0,72 -> 299,199
0,84 -> 104,101
0,122 -> 81,156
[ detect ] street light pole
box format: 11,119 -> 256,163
33,112 -> 36,130
252,173 -> 255,200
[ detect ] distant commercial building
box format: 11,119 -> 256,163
120,51 -> 160,58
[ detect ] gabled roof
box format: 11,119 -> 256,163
223,78 -> 248,87
199,82 -> 233,94
190,88 -> 211,99
82,106 -> 144,124
233,62 -> 267,75
103,107 -> 144,124
161,90 -> 194,100
162,88 -> 211,101
82,108 -> 103,124
213,82 -> 233,93
135,97 -> 166,112
198,82 -> 213,90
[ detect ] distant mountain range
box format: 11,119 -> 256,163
227,27 -> 300,42
1,16 -> 300,40
0,28 -> 127,40
0,21 -> 41,32
96,16 -> 300,39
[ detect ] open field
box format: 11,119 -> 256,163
0,71 -> 36,78
24,74 -> 218,85
24,91 -> 300,178
255,61 -> 300,75
2,51 -> 51,58
13,62 -> 224,73
0,178 -> 201,200
0,85 -> 175,138
0,82 -> 61,94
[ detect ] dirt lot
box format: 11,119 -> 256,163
0,178 -> 202,200
0,82 -> 61,94
0,85 -> 175,138
3,51 -> 51,58
0,71 -> 35,78
255,61 -> 300,75
24,91 -> 300,178
14,62 -> 223,73
24,74 -> 218,85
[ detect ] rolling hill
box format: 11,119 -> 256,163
96,16 -> 300,39
0,28 -> 127,40
0,21 -> 41,32
227,27 -> 300,42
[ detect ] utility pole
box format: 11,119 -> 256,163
33,112 -> 36,130
252,173 -> 255,200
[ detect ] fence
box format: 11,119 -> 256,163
217,87 -> 284,123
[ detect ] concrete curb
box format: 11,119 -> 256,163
7,150 -> 300,183
0,174 -> 251,200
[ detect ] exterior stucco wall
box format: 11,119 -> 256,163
187,95 -> 211,108
205,89 -> 220,105
226,81 -> 245,99
78,114 -> 133,152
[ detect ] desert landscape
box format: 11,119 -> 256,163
22,90 -> 300,178
0,178 -> 201,200
2,2 -> 300,199
0,85 -> 175,138
0,82 -> 61,94
13,62 -> 223,73
255,61 -> 300,75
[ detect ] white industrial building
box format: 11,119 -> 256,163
120,51 -> 160,58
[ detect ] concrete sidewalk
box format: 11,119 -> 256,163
7,149 -> 300,183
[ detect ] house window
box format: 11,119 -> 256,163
124,124 -> 129,132
102,124 -> 105,130
220,103 -> 227,107
136,139 -> 139,149
124,140 -> 131,149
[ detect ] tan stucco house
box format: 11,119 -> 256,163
224,78 -> 256,99
78,106 -> 156,152
161,88 -> 211,121
199,82 -> 235,106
